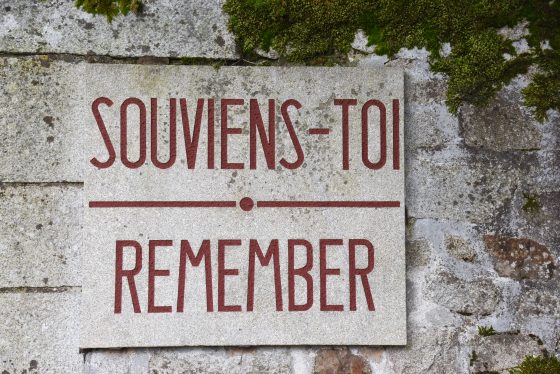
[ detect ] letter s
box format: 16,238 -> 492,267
90,97 -> 116,168
279,99 -> 304,169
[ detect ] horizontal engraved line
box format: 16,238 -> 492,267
88,199 -> 401,209
308,128 -> 330,135
89,201 -> 237,208
257,200 -> 400,208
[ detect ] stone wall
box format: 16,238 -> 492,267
0,1 -> 558,373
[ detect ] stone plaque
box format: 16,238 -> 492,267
79,65 -> 405,348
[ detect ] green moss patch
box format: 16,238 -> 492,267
222,0 -> 560,121
509,354 -> 560,374
72,0 -> 559,121
522,193 -> 542,213
75,0 -> 142,22
478,325 -> 497,336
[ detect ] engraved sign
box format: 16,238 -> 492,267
79,66 -> 405,347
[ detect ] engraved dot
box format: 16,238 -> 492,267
240,197 -> 254,212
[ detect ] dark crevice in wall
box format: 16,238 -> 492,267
0,51 -> 243,66
0,181 -> 84,187
0,286 -> 81,293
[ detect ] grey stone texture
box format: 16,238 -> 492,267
467,333 -> 545,373
0,56 -> 83,182
0,3 -> 558,372
459,86 -> 542,151
0,184 -> 82,287
445,235 -> 477,262
388,328 -> 462,373
0,0 -> 237,59
84,347 -> 293,373
424,269 -> 501,316
0,291 -> 82,373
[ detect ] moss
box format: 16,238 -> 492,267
509,355 -> 560,374
470,350 -> 478,366
71,0 -> 559,122
522,193 -> 542,214
179,57 -> 206,65
178,57 -> 223,67
75,0 -> 142,22
223,0 -> 373,62
220,0 -> 559,121
431,32 -> 530,113
478,325 -> 497,336
522,50 -> 560,122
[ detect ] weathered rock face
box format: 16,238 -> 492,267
467,333 -> 544,373
0,185 -> 82,287
385,328 -> 461,374
0,0 -> 237,59
406,238 -> 432,267
445,235 -> 477,262
458,87 -> 542,151
313,348 -> 372,374
484,236 -> 556,280
1,2 -> 559,373
424,270 -> 501,316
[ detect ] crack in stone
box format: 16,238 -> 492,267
0,286 -> 81,293
0,181 -> 84,187
0,51 -> 241,65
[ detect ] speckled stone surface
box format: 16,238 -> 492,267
0,0 -> 237,59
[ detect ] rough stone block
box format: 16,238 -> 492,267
524,151 -> 560,190
468,333 -> 544,373
0,57 -> 83,182
483,235 -> 556,280
385,328 -> 461,374
445,235 -> 477,263
0,185 -> 82,287
484,151 -> 560,258
517,286 -> 560,317
424,269 -> 501,316
147,347 -> 292,373
511,189 -> 560,256
404,103 -> 459,152
459,86 -> 542,152
313,347 -> 371,374
406,150 -> 520,224
0,291 -> 82,373
405,78 -> 449,106
0,0 -> 237,59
